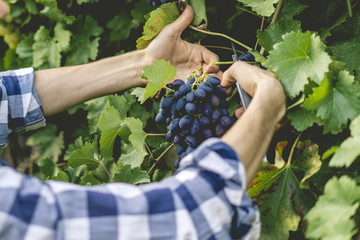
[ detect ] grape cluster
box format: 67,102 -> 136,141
155,74 -> 235,168
147,0 -> 178,8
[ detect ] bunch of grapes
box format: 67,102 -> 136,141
147,0 -> 178,8
155,74 -> 235,168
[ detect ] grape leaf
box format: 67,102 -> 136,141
257,20 -> 301,52
80,172 -> 102,185
36,0 -> 75,24
141,59 -> 176,103
35,157 -> 56,181
136,2 -> 179,49
15,34 -> 34,67
237,0 -> 279,17
66,15 -> 103,66
313,71 -> 360,134
106,11 -> 137,43
266,31 -> 331,98
77,0 -> 99,4
305,176 -> 360,240
26,124 -> 64,163
119,117 -> 148,168
279,0 -> 307,20
68,141 -> 100,170
248,141 -> 316,239
84,96 -> 109,134
131,0 -> 155,24
131,87 -> 146,103
51,171 -> 70,182
0,22 -> 20,49
190,0 -> 207,26
113,164 -> 150,185
25,0 -> 39,14
301,73 -> 332,110
329,114 -> 360,167
64,137 -> 85,161
287,107 -> 323,132
33,23 -> 71,69
109,95 -> 129,119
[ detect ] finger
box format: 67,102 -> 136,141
201,47 -> 220,74
167,4 -> 194,35
0,0 -> 9,18
235,107 -> 245,119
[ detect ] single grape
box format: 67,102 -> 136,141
155,112 -> 165,123
198,116 -> 210,126
165,131 -> 174,141
220,116 -> 233,128
174,158 -> 180,168
185,102 -> 196,114
187,77 -> 195,86
179,84 -> 191,95
185,92 -> 194,102
179,115 -> 193,129
238,51 -> 255,62
173,90 -> 183,100
215,86 -> 226,96
173,79 -> 185,89
215,124 -> 225,137
176,98 -> 186,112
171,102 -> 177,115
185,135 -> 198,148
194,89 -> 206,99
209,94 -> 220,107
206,75 -> 221,86
181,128 -> 190,136
176,144 -> 187,155
160,97 -> 172,109
211,110 -> 222,124
203,103 -> 213,118
166,82 -> 175,90
219,108 -> 229,116
201,128 -> 212,139
190,120 -> 200,135
199,82 -> 213,93
219,99 -> 230,109
166,116 -> 172,125
169,118 -> 180,132
186,146 -> 194,154
173,134 -> 184,144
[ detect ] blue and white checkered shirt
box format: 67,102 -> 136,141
0,68 -> 260,240
0,67 -> 45,147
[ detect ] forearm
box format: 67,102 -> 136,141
35,49 -> 149,116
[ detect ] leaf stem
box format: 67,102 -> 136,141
346,0 -> 353,17
287,132 -> 303,167
146,133 -> 167,136
254,16 -> 266,50
99,161 -> 115,183
211,61 -> 235,66
204,45 -> 244,55
145,142 -> 154,160
189,25 -> 253,51
147,143 -> 175,175
235,6 -> 263,18
287,94 -> 305,110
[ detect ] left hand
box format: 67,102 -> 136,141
145,5 -> 221,81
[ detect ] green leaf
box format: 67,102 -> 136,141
315,71 -> 360,134
33,23 -> 72,69
68,141 -> 100,170
51,171 -> 70,182
301,74 -> 332,110
287,108 -> 323,132
35,157 -> 56,181
113,164 -> 150,185
257,20 -> 301,52
305,176 -> 360,240
98,105 -> 124,159
131,87 -> 146,103
15,34 -> 34,67
77,0 -> 99,4
80,172 -> 102,185
130,0 -> 154,24
237,0 -> 279,17
66,15 -> 103,66
329,114 -> 360,167
84,96 -> 109,134
136,2 -> 179,49
190,0 -> 207,26
279,0 -> 307,20
266,31 -> 332,98
36,0 -> 75,24
26,124 -> 64,163
64,137 -> 85,161
119,117 -> 148,168
0,22 -> 20,49
25,0 -> 39,14
141,59 -> 176,103
248,141 -> 316,239
109,95 -> 129,119
107,11 -> 137,43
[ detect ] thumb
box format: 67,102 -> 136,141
167,4 -> 194,35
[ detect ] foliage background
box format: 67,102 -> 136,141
1,0 -> 360,239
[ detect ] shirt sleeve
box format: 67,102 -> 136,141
0,138 -> 260,240
0,67 -> 46,147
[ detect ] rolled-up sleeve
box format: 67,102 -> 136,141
0,67 -> 46,147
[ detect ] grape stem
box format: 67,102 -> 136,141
147,143 -> 175,175
346,0 -> 353,17
146,133 -> 167,136
287,132 -> 302,167
286,94 -> 305,110
189,25 -> 253,51
99,160 -> 115,183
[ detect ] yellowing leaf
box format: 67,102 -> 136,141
237,0 -> 279,17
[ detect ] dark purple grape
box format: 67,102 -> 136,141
209,94 -> 220,107
219,108 -> 229,116
179,84 -> 191,95
166,116 -> 172,125
185,92 -> 194,102
179,115 -> 193,129
165,131 -> 174,141
198,116 -> 210,126
220,116 -> 233,128
201,128 -> 213,139
173,79 -> 185,89
155,112 -> 165,123
169,118 -> 180,132
166,82 -> 175,90
187,77 -> 195,85
203,103 -> 213,118
206,75 -> 221,86
180,152 -> 187,159
173,134 -> 184,144
176,98 -> 186,112
211,110 -> 221,124
174,158 -> 180,168
186,146 -> 194,154
160,97 -> 172,109
181,128 -> 190,136
194,89 -> 206,99
199,82 -> 213,93
185,102 -> 196,114
173,90 -> 183,100
185,135 -> 198,147
220,99 -> 230,109
238,51 -> 255,62
215,124 -> 225,137
215,86 -> 226,96
176,144 -> 187,155
190,120 -> 200,135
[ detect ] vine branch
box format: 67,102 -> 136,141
287,132 -> 303,167
147,143 -> 175,175
99,161 -> 115,183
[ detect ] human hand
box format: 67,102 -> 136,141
0,0 -> 9,18
145,5 -> 221,81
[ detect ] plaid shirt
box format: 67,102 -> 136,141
0,67 -> 45,147
0,68 -> 260,240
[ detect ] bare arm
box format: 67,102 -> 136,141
220,61 -> 286,188
35,5 -> 219,116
